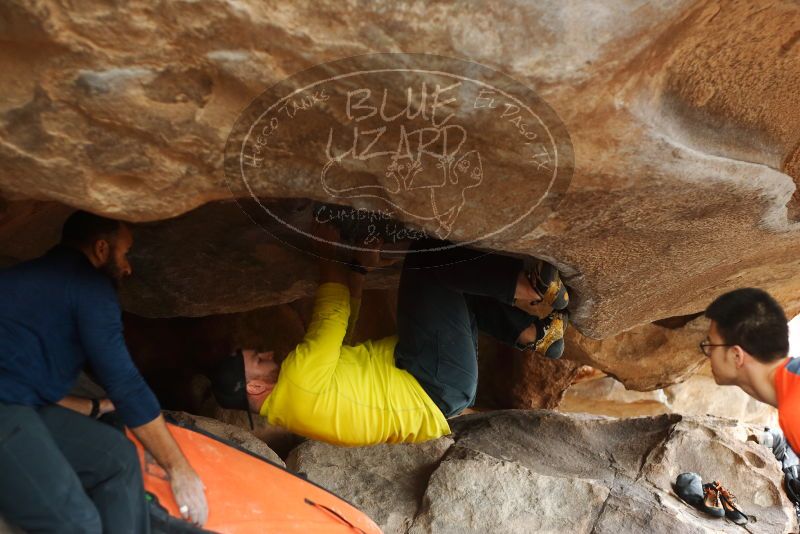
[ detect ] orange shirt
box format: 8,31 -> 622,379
774,358 -> 800,452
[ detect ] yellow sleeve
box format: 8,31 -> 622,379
344,297 -> 361,345
282,282 -> 350,391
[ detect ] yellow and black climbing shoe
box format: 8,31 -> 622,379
518,310 -> 568,359
530,261 -> 569,310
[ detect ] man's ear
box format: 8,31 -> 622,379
732,345 -> 747,368
92,239 -> 111,264
246,380 -> 268,395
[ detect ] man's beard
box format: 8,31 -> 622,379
100,245 -> 124,289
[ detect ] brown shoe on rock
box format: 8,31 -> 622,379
713,481 -> 748,525
699,482 -> 725,517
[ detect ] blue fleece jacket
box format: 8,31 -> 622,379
0,245 -> 159,427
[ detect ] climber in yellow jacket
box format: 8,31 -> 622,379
210,222 -> 569,446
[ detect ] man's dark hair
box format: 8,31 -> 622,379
209,349 -> 249,411
209,349 -> 254,429
61,210 -> 122,248
705,288 -> 789,363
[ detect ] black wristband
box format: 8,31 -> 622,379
89,398 -> 100,419
348,262 -> 368,275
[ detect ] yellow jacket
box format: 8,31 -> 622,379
260,283 -> 450,446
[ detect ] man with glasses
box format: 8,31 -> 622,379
703,288 -> 800,504
702,288 -> 790,420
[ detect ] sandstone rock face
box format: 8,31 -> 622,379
566,311 -> 710,390
288,410 -> 797,533
560,364 -> 779,425
2,0 -> 799,329
408,446 -> 610,534
288,438 -> 454,533
118,201 -> 405,317
1,2 -> 799,390
476,334 -> 582,410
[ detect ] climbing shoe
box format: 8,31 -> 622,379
674,472 -> 704,508
530,261 -> 569,310
675,473 -> 725,518
516,310 -> 568,359
699,482 -> 725,518
713,481 -> 748,525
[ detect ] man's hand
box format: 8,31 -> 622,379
352,237 -> 400,272
132,414 -> 208,526
169,463 -> 208,526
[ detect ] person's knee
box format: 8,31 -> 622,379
108,434 -> 140,477
438,378 -> 477,418
86,426 -> 141,487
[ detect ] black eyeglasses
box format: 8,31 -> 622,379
699,341 -> 733,357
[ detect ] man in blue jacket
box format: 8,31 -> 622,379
0,211 -> 208,533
